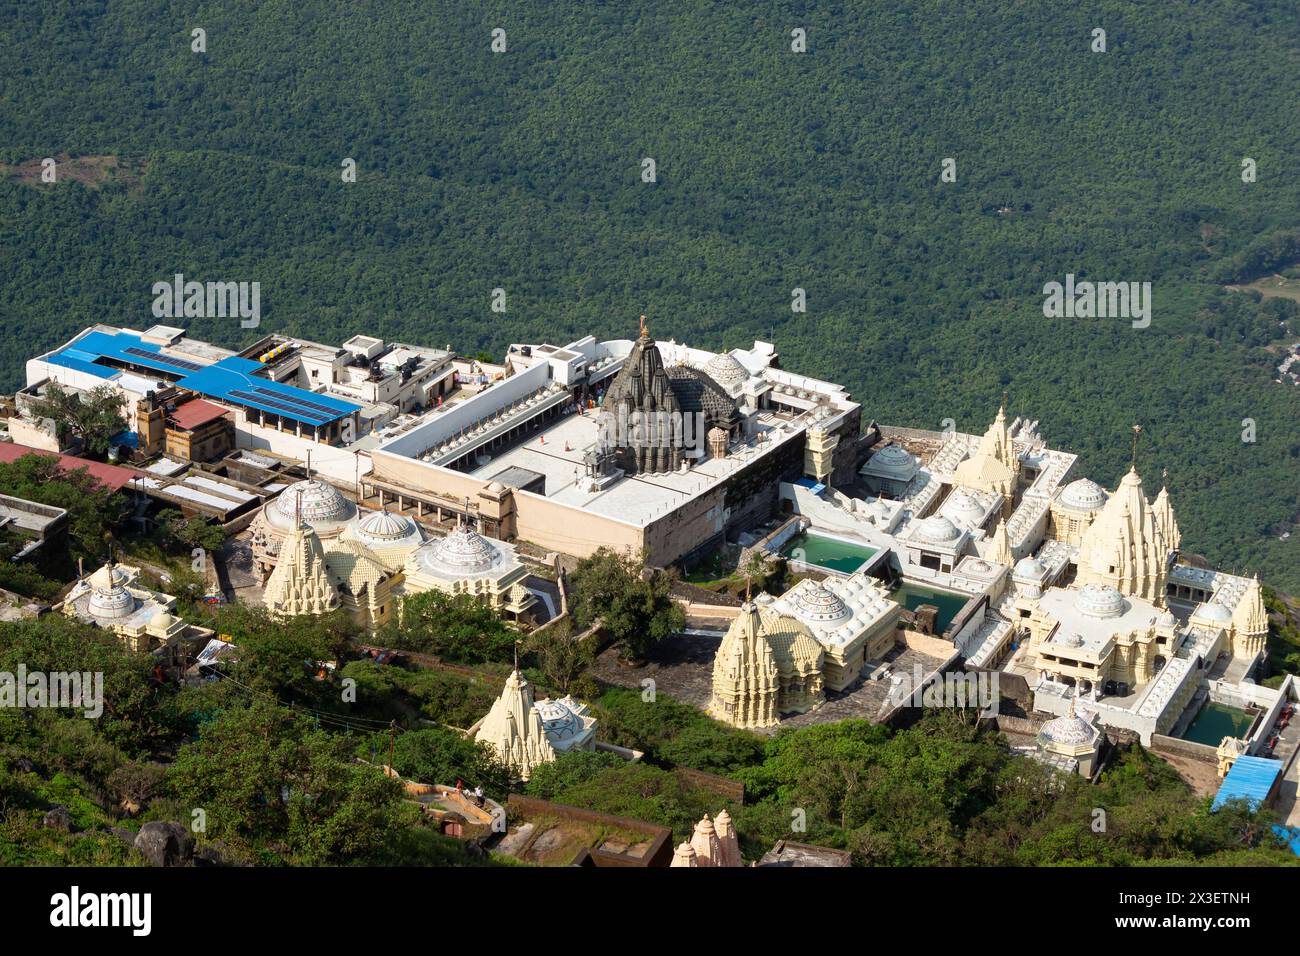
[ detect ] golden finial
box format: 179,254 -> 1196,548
639,314 -> 648,338
1130,424 -> 1142,470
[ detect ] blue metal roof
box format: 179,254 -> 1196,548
1212,755 -> 1283,811
179,357 -> 359,427
1272,825 -> 1300,857
47,330 -> 360,427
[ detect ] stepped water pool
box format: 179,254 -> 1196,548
780,532 -> 878,574
891,583 -> 969,633
1182,702 -> 1256,746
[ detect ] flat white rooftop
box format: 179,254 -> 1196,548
1036,587 -> 1166,658
467,408 -> 810,528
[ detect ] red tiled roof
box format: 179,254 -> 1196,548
0,442 -> 141,492
168,398 -> 228,432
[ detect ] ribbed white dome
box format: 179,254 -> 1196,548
354,509 -> 420,546
274,479 -> 356,527
915,516 -> 961,543
703,352 -> 749,387
89,582 -> 135,619
944,489 -> 986,525
425,528 -> 499,574
867,443 -> 917,479
1076,583 -> 1126,619
788,583 -> 850,623
1058,478 -> 1108,512
1039,710 -> 1097,747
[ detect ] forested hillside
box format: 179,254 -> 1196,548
1,1 -> 1297,586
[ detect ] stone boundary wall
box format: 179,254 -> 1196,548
994,715 -> 1042,737
672,579 -> 742,607
678,601 -> 742,621
1150,733 -> 1218,763
879,425 -> 951,442
675,767 -> 745,802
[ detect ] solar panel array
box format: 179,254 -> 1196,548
249,385 -> 344,417
122,346 -> 203,373
227,388 -> 344,426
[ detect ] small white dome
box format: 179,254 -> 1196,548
1057,478 -> 1108,512
944,489 -> 986,526
1196,602 -> 1233,623
703,352 -> 749,387
355,509 -> 419,543
867,443 -> 918,480
424,528 -> 500,575
1076,583 -> 1126,619
273,478 -> 357,528
915,516 -> 961,544
1014,556 -> 1046,580
149,610 -> 177,630
1039,708 -> 1098,748
788,583 -> 851,623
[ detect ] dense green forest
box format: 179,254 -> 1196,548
1,1 -> 1298,587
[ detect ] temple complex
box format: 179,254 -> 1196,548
472,669 -> 597,780
60,558 -> 213,655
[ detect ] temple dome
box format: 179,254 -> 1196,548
1196,602 -> 1233,623
88,563 -> 129,593
788,583 -> 851,623
353,509 -> 421,547
944,489 -> 986,526
1014,556 -> 1046,579
1057,478 -> 1109,512
1038,700 -> 1100,752
426,528 -> 499,575
273,478 -> 356,527
1076,583 -> 1126,619
866,497 -> 893,520
149,610 -> 177,630
915,515 -> 961,544
87,567 -> 136,620
867,443 -> 917,479
703,352 -> 749,387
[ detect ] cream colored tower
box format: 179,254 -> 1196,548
1076,467 -> 1168,606
804,421 -> 839,483
710,602 -> 781,729
954,404 -> 1018,513
263,521 -> 340,618
690,815 -> 722,866
475,669 -> 556,781
670,842 -> 699,867
987,518 -> 1013,565
1232,576 -> 1268,658
714,809 -> 742,867
1152,476 -> 1181,552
